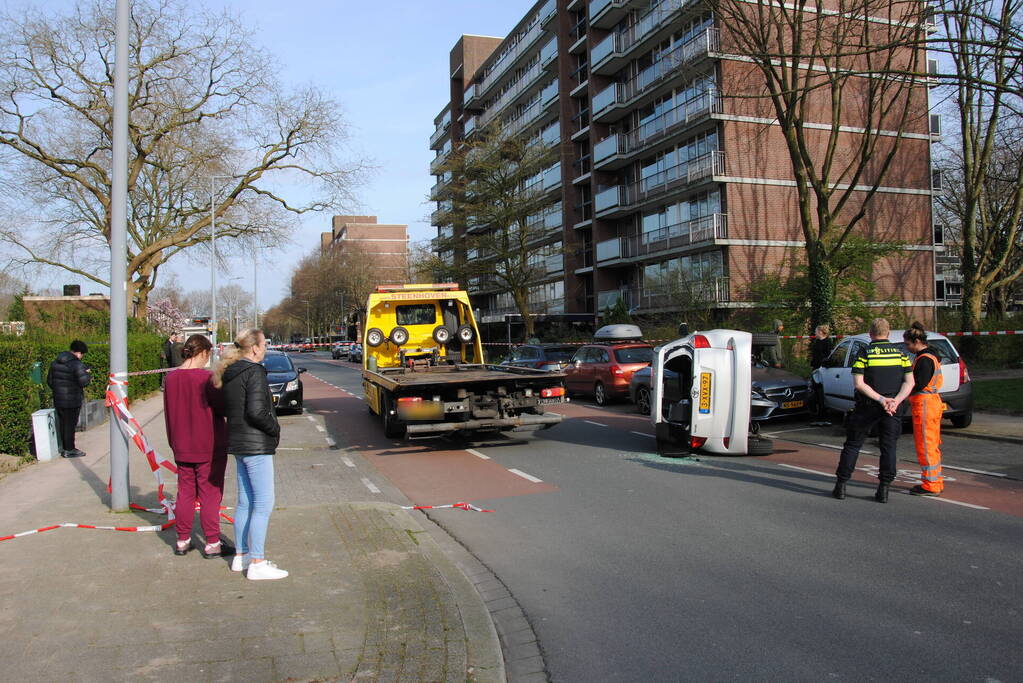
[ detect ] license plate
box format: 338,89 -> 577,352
398,404 -> 444,420
699,372 -> 711,414
781,400 -> 804,410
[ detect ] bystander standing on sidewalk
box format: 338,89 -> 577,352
164,334 -> 231,557
217,328 -> 287,580
46,340 -> 92,458
810,324 -> 835,426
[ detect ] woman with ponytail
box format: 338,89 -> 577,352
163,334 -> 230,558
218,328 -> 287,580
902,322 -> 945,497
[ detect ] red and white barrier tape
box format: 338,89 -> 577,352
106,372 -> 178,521
0,520 -> 175,543
400,501 -> 493,513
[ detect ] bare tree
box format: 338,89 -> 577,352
712,0 -> 930,328
0,0 -> 364,315
433,120 -> 561,338
933,0 -> 1023,328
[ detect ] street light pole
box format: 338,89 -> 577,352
209,174 -> 232,348
109,0 -> 130,511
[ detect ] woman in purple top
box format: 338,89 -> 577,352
163,334 -> 230,558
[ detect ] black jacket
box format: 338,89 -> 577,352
47,351 -> 92,409
810,336 -> 834,369
221,358 -> 280,455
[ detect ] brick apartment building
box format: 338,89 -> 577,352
430,0 -> 944,325
321,215 -> 409,284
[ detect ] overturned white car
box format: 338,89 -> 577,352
650,329 -> 774,456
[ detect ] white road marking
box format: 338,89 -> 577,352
361,477 -> 381,494
466,448 -> 490,460
547,412 -> 562,416
943,465 -> 1008,478
778,463 -> 831,477
762,426 -> 820,435
584,420 -> 608,427
508,468 -> 543,483
918,495 -> 989,511
315,424 -> 326,432
341,457 -> 355,468
631,431 -> 655,439
325,436 -> 336,447
277,447 -> 302,451
306,415 -> 316,423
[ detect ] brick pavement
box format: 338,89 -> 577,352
0,394 -> 504,682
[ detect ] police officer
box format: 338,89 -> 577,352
832,318 -> 914,503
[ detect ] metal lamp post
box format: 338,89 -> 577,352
209,174 -> 233,348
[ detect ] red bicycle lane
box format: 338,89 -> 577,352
300,374 -> 559,507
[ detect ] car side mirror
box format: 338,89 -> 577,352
298,367 -> 307,374
574,360 -> 582,367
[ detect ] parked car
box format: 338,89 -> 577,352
630,359 -> 813,419
812,329 -> 973,427
564,325 -> 654,406
332,341 -> 353,359
500,343 -> 578,372
261,350 -> 306,413
348,343 -> 363,363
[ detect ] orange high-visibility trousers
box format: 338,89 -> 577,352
909,393 -> 944,493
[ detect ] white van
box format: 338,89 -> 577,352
812,330 -> 973,427
651,330 -> 774,455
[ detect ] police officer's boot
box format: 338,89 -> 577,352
831,480 -> 846,500
874,482 -> 890,504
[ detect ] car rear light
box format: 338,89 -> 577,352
610,364 -> 625,375
723,437 -> 730,449
535,361 -> 546,368
397,397 -> 423,404
959,358 -> 970,384
693,335 -> 710,349
540,387 -> 565,398
691,436 -> 707,449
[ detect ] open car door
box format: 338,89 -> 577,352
651,330 -> 759,455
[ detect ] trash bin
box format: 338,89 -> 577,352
32,409 -> 59,462
29,361 -> 43,385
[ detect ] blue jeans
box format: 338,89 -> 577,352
234,454 -> 275,559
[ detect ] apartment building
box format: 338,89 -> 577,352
321,215 -> 409,283
430,0 -> 941,325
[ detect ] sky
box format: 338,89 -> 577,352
18,0 -> 530,313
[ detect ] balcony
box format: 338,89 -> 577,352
464,82 -> 481,109
592,1 -> 701,75
540,37 -> 558,70
596,215 -> 727,265
596,150 -> 726,217
541,120 -> 561,146
589,0 -> 631,29
592,27 -> 720,123
429,150 -> 450,175
543,162 -> 562,192
541,79 -> 559,108
594,89 -> 723,170
597,277 -> 730,312
597,287 -> 632,310
430,111 -> 452,149
478,2 -> 555,98
480,62 -> 546,126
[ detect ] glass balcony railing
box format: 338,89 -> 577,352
595,185 -> 623,213
479,1 -> 554,97
541,79 -> 559,107
542,163 -> 562,191
464,82 -> 479,106
596,237 -> 623,262
593,134 -> 626,164
590,0 -> 628,27
540,37 -> 558,68
592,84 -> 621,116
541,120 -> 561,146
430,111 -> 452,148
464,115 -> 478,136
591,34 -> 615,67
626,150 -> 725,205
481,62 -> 545,126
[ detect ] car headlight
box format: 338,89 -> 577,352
286,379 -> 300,391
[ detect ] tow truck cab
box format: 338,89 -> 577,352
651,329 -> 773,455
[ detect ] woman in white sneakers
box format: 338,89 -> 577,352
216,328 -> 288,580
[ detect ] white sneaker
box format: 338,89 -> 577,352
247,560 -> 288,581
231,553 -> 250,572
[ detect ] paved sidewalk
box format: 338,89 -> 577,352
956,411 -> 1023,445
0,395 -> 504,682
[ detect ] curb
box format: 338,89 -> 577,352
948,430 -> 1023,446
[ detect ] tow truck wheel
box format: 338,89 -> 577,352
636,386 -> 651,415
594,382 -> 608,406
748,435 -> 774,456
389,326 -> 410,345
456,324 -> 475,344
366,328 -> 385,347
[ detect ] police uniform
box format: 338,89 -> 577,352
835,339 -> 912,490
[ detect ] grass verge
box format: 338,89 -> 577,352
972,378 -> 1023,414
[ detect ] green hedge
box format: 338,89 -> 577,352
0,334 -> 163,456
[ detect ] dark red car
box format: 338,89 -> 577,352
564,325 -> 653,405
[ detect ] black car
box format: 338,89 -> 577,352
500,343 -> 578,372
261,350 -> 306,413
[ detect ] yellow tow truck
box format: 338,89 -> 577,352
362,284 -> 567,439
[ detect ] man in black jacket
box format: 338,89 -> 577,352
47,340 -> 92,458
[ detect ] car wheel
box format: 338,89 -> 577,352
594,382 -> 608,406
950,412 -> 973,428
366,328 -> 385,347
748,436 -> 774,456
636,386 -> 652,416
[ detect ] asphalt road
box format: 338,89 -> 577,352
292,352 -> 1023,682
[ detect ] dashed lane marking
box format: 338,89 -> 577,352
466,448 -> 490,460
778,465 -> 989,510
306,415 -> 316,423
315,424 -> 326,432
325,436 -> 336,447
778,463 -> 831,477
508,468 -> 543,483
584,420 -> 608,427
361,477 -> 381,494
631,431 -> 655,439
277,447 -> 302,451
341,457 -> 355,468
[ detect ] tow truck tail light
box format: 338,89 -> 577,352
540,387 -> 565,398
691,436 -> 707,449
693,335 -> 711,349
610,364 -> 625,376
397,397 -> 423,404
959,358 -> 970,384
723,437 -> 730,449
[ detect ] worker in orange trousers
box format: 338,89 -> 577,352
902,323 -> 944,496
